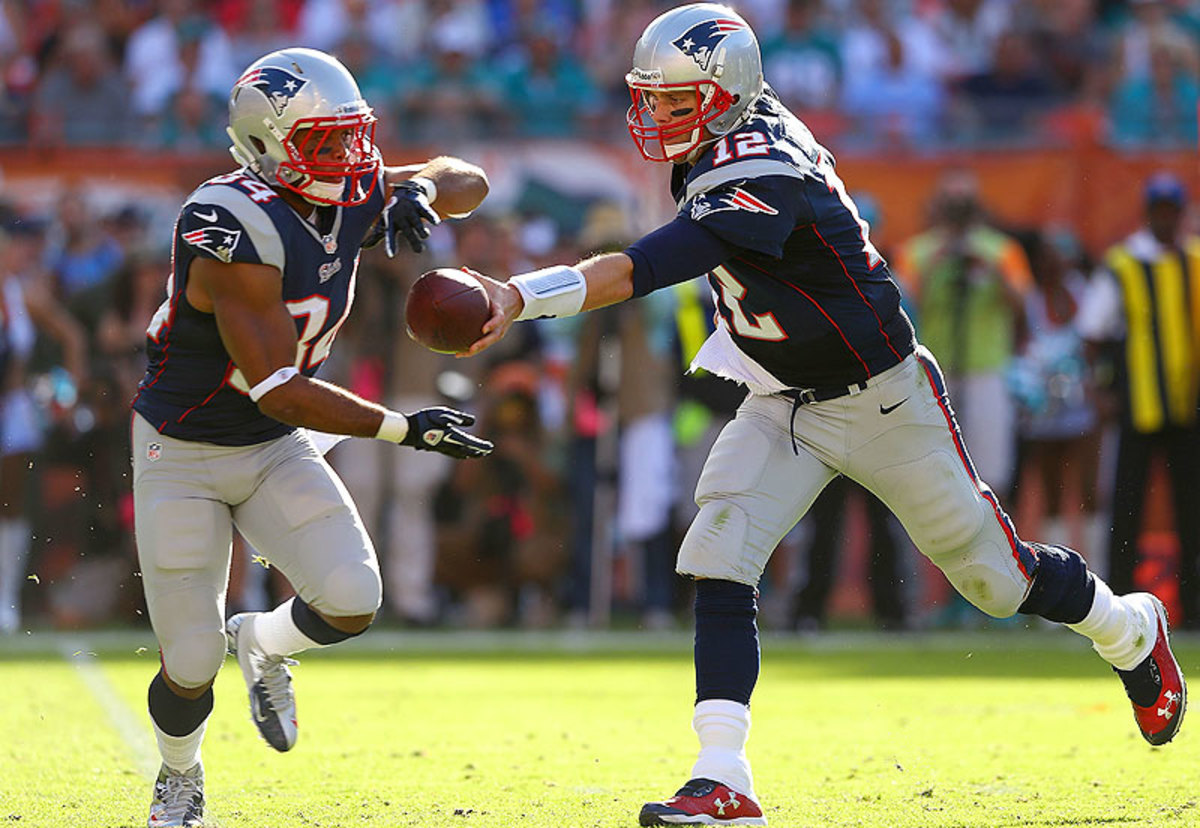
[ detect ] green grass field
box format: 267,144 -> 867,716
2,628 -> 1198,827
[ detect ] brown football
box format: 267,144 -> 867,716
404,268 -> 491,354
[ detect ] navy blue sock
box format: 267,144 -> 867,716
291,597 -> 368,645
694,579 -> 759,705
148,670 -> 213,737
1017,544 -> 1096,624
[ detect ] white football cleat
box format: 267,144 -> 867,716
148,762 -> 204,827
226,612 -> 299,751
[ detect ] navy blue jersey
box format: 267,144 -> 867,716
133,169 -> 385,445
672,89 -> 915,389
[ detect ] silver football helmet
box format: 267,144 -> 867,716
227,47 -> 379,206
625,3 -> 763,162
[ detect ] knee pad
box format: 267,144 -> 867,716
161,628 -> 227,689
1018,544 -> 1095,624
678,500 -> 758,585
313,560 -> 382,617
937,539 -> 1033,618
874,453 -> 1029,618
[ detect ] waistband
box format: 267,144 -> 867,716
778,355 -> 911,406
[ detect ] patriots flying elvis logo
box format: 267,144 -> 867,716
182,225 -> 243,264
236,66 -> 308,117
690,187 -> 778,221
672,18 -> 745,72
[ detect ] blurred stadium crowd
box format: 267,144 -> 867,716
2,0 -> 1200,634
6,0 -> 1200,149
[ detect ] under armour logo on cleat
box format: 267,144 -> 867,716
715,793 -> 740,815
1159,690 -> 1180,719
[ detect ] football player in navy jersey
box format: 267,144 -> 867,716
463,5 -> 1185,825
131,48 -> 492,827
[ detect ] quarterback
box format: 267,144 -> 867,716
465,5 -> 1186,825
132,48 -> 492,827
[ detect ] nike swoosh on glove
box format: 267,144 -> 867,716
361,181 -> 440,255
401,406 -> 493,459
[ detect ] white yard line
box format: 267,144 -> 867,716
60,637 -> 160,780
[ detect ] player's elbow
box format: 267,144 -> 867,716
256,383 -> 305,426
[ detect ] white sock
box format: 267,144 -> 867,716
1068,579 -> 1155,670
690,699 -> 756,800
154,719 -> 207,772
252,598 -> 322,657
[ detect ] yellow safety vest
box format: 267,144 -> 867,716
1106,239 -> 1200,432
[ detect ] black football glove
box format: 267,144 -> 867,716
401,406 -> 493,459
361,180 -> 440,256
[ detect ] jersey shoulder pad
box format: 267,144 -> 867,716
682,175 -> 801,258
180,175 -> 285,270
682,122 -> 820,208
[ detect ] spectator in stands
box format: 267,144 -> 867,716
759,0 -> 842,113
895,170 -> 1031,500
0,216 -> 87,634
299,0 -> 429,63
157,86 -> 227,150
434,361 -> 567,627
925,0 -> 1014,86
1108,39 -> 1200,148
29,23 -> 128,146
839,24 -> 944,150
1112,0 -> 1199,83
954,30 -> 1057,144
1077,172 -> 1200,627
1020,0 -> 1108,101
496,23 -> 603,138
1008,229 -> 1102,565
224,0 -> 302,71
124,0 -> 236,126
44,192 -> 125,311
396,20 -> 504,143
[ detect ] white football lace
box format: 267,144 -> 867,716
257,655 -> 298,713
155,769 -> 202,822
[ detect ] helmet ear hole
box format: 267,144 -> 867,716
250,136 -> 267,154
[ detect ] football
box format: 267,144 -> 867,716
404,268 -> 491,354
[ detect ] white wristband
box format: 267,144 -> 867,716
375,410 -> 410,443
248,366 -> 299,402
409,176 -> 438,205
511,265 -> 587,320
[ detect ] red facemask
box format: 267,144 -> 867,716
625,80 -> 734,162
278,115 -> 380,206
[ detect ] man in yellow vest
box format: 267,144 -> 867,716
1078,172 -> 1200,628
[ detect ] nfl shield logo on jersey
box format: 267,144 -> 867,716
146,442 -> 162,462
672,18 -> 746,71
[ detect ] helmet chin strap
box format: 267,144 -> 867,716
298,178 -> 346,204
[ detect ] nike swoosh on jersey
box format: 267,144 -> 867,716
194,209 -> 218,222
880,398 -> 908,415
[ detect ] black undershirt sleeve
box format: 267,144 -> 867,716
624,214 -> 737,298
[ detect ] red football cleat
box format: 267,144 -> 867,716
639,778 -> 766,826
1116,594 -> 1186,746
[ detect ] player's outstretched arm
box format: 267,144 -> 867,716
459,252 -> 635,358
382,156 -> 488,220
191,257 -> 492,458
366,157 -> 489,255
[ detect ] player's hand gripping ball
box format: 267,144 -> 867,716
405,268 -> 492,354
